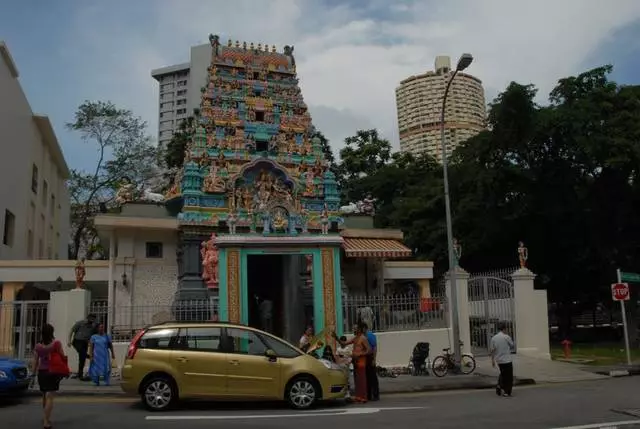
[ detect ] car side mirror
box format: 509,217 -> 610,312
265,349 -> 277,360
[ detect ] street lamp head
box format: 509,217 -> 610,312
456,53 -> 473,72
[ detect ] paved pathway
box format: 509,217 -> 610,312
474,355 -> 608,383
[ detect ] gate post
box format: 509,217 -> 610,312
446,267 -> 471,354
49,290 -> 92,375
512,268 -> 550,359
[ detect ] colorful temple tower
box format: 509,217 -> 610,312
166,35 -> 344,339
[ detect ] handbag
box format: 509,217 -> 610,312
48,342 -> 70,377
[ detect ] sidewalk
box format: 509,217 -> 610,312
25,372 -> 535,397
474,355 -> 609,383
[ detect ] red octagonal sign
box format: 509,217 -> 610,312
611,283 -> 630,301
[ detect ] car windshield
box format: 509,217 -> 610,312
258,333 -> 303,359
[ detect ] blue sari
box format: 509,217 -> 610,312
89,334 -> 112,386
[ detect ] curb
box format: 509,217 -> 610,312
22,377 -> 537,398
594,368 -> 640,377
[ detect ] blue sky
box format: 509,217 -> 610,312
2,0 -> 640,172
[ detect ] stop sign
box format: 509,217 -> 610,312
611,283 -> 630,301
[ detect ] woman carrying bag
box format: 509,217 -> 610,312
31,323 -> 70,429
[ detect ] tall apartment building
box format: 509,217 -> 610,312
396,56 -> 486,162
0,42 -> 71,260
151,43 -> 212,149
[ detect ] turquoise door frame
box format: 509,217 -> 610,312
217,246 -> 342,337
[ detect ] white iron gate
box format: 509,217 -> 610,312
468,275 -> 515,356
0,300 -> 49,360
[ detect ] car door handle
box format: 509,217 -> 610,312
229,360 -> 240,365
176,357 -> 188,363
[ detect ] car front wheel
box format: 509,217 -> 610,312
286,376 -> 318,410
141,376 -> 177,412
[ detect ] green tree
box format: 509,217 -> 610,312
164,116 -> 195,170
67,101 -> 160,259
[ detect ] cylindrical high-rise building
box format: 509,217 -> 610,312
395,56 -> 486,162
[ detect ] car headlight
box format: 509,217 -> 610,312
320,359 -> 342,371
0,370 -> 7,379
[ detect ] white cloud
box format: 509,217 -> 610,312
63,0 -> 640,157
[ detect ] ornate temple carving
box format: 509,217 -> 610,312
167,36 -> 342,235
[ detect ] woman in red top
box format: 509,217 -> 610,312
32,323 -> 66,429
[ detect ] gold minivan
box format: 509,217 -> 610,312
120,322 -> 349,411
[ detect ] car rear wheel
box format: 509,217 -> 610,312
286,376 -> 318,410
141,376 -> 177,412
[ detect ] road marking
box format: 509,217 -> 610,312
549,420 -> 640,429
145,406 -> 427,421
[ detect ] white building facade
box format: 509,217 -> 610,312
151,43 -> 212,149
0,42 -> 70,261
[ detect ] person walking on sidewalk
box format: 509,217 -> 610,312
32,323 -> 67,429
88,323 -> 116,386
364,324 -> 380,401
490,322 -> 515,397
68,314 -> 97,381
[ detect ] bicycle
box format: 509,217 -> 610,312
431,347 -> 476,377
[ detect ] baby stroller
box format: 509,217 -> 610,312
408,342 -> 430,376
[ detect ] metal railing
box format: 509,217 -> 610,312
342,294 -> 448,333
88,299 -> 220,342
0,301 -> 49,360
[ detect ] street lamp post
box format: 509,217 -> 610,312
440,53 -> 473,365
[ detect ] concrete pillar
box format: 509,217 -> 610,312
0,282 -> 24,356
49,289 -> 92,375
417,279 -> 431,298
445,267 -> 471,354
107,230 -> 115,335
512,268 -> 550,359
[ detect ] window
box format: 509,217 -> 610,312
255,111 -> 265,122
43,181 -> 48,206
27,229 -> 33,258
145,242 -> 163,258
139,328 -> 178,350
177,89 -> 187,96
176,108 -> 187,115
50,195 -> 55,217
177,80 -> 187,87
255,139 -> 268,152
2,210 -> 15,246
258,333 -> 301,359
31,164 -> 38,193
226,328 -> 268,356
176,99 -> 186,105
178,327 -> 222,352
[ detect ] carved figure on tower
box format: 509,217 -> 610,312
320,203 -> 329,235
201,233 -> 219,288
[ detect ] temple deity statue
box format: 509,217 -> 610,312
202,163 -> 226,193
227,208 -> 238,234
74,258 -> 86,289
518,241 -> 529,268
453,238 -> 462,267
320,203 -> 329,235
201,233 -> 219,287
115,181 -> 135,206
358,194 -> 377,216
303,167 -> 315,197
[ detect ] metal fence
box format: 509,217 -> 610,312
89,298 -> 220,342
468,267 -> 517,356
0,300 -> 49,360
342,294 -> 448,333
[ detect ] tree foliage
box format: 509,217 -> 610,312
338,66 -> 640,338
164,116 -> 195,170
66,101 -> 160,259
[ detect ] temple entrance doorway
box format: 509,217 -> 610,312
246,253 -> 313,345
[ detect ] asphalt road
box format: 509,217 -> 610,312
2,377 -> 640,429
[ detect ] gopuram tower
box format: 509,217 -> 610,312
165,35 -> 342,320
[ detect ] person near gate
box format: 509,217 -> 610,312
490,322 -> 515,397
68,313 -> 97,380
363,324 -> 380,401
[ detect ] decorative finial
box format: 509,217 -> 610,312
242,41 -> 247,50
271,45 -> 276,53
235,40 -> 240,48
227,39 -> 232,47
250,42 -> 254,50
264,43 -> 268,52
518,241 -> 528,268
453,238 -> 462,267
257,43 -> 262,51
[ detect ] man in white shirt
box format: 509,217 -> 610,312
490,322 -> 515,397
